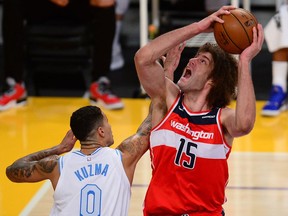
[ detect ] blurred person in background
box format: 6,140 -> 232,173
110,0 -> 130,70
261,0 -> 288,116
0,0 -> 124,111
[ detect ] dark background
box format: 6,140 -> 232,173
0,1 -> 276,100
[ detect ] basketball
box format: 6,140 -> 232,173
213,8 -> 258,54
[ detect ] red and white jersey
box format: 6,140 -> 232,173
143,94 -> 231,216
50,147 -> 131,216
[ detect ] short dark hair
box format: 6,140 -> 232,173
70,106 -> 104,141
197,43 -> 238,108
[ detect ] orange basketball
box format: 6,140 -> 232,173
213,8 -> 258,54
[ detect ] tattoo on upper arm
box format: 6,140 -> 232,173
38,155 -> 58,173
7,155 -> 58,180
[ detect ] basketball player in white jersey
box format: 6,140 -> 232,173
134,5 -> 264,216
6,104 -> 152,216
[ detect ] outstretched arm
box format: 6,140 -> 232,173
134,5 -> 235,100
134,6 -> 236,128
117,103 -> 152,184
222,24 -> 264,139
6,130 -> 77,187
161,42 -> 186,81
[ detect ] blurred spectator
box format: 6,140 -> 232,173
261,0 -> 288,116
205,0 -> 230,14
110,0 -> 130,70
0,0 -> 124,111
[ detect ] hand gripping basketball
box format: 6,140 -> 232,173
213,8 -> 258,54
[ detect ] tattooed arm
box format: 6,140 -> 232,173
6,130 -> 77,188
117,102 -> 152,184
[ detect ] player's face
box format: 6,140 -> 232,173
177,52 -> 214,92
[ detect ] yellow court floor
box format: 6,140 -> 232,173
1,97 -> 288,216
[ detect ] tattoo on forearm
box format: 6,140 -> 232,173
30,149 -> 57,161
118,113 -> 152,155
118,102 -> 153,156
137,115 -> 152,136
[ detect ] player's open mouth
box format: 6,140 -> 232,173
183,68 -> 192,78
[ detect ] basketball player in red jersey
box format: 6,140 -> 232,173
134,5 -> 264,216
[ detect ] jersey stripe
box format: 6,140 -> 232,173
151,130 -> 229,159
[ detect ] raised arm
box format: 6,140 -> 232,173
6,130 -> 77,188
222,24 -> 264,138
134,5 -> 235,100
161,42 -> 186,81
117,103 -> 152,184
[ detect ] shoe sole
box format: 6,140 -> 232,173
0,98 -> 27,111
261,104 -> 287,117
89,98 -> 124,110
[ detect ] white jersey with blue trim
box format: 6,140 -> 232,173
50,147 -> 131,216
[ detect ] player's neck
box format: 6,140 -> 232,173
81,144 -> 101,149
80,143 -> 103,155
80,141 -> 103,149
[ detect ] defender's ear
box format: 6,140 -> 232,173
97,127 -> 105,138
